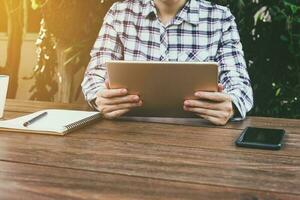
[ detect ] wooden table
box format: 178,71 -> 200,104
0,99 -> 299,200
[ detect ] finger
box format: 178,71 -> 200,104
104,109 -> 130,120
102,101 -> 143,113
184,100 -> 223,111
194,91 -> 231,102
198,114 -> 227,126
99,95 -> 140,105
184,106 -> 227,119
98,88 -> 128,98
105,79 -> 110,89
218,83 -> 224,92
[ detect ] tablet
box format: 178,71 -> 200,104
106,60 -> 218,118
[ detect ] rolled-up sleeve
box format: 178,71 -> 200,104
216,8 -> 254,120
81,2 -> 123,103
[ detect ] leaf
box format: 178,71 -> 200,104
295,18 -> 300,23
275,88 -> 281,96
291,5 -> 298,14
280,35 -> 288,41
31,0 -> 40,10
283,1 -> 300,14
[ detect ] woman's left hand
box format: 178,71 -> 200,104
183,84 -> 234,125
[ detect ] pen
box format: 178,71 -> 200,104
23,112 -> 48,127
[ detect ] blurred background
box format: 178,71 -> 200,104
0,0 -> 299,118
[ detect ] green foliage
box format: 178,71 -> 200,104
29,0 -> 115,101
24,19 -> 58,101
213,0 -> 300,118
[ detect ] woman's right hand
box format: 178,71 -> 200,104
95,80 -> 142,119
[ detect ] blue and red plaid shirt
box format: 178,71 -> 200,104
81,0 -> 253,119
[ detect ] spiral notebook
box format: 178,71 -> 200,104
0,109 -> 101,135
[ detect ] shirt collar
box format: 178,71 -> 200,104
142,0 -> 200,25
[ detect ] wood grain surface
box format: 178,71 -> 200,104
0,161 -> 298,200
0,99 -> 299,200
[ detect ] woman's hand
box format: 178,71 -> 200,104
95,80 -> 143,119
183,84 -> 234,125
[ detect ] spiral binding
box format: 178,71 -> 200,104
64,113 -> 101,133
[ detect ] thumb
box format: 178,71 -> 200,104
218,83 -> 224,92
105,79 -> 110,89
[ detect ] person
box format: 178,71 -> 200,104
81,0 -> 253,125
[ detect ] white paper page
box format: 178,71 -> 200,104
0,109 -> 100,133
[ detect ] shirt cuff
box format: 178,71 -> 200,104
229,94 -> 245,121
88,98 -> 98,111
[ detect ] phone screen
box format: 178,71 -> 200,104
236,127 -> 285,150
242,127 -> 284,144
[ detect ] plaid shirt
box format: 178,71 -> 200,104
81,0 -> 253,119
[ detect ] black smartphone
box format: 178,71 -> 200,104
235,127 -> 285,150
